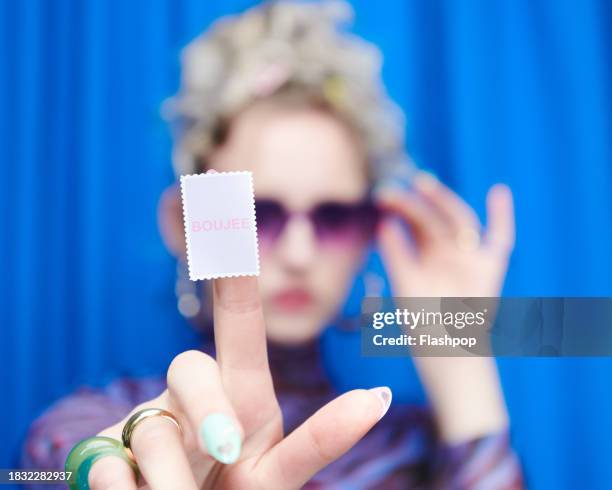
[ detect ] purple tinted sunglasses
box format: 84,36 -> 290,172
255,197 -> 380,247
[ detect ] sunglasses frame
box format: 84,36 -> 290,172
254,196 -> 381,247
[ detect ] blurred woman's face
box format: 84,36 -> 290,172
209,102 -> 371,344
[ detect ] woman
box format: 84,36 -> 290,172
23,2 -> 522,489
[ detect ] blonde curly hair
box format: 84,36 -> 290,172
165,0 -> 414,188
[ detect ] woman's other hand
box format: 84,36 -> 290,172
376,172 -> 515,444
86,277 -> 391,490
376,171 -> 515,298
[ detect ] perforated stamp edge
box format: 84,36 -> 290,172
179,171 -> 260,281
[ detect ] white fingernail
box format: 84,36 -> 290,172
369,386 -> 392,419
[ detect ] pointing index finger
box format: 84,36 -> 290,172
213,276 -> 278,426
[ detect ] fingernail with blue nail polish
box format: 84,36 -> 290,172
200,413 -> 242,464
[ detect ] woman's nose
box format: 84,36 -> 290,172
275,215 -> 318,272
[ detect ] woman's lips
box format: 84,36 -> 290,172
271,288 -> 313,311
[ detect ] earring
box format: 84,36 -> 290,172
175,261 -> 200,318
175,262 -> 214,333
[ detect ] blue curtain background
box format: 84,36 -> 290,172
1,0 -> 611,488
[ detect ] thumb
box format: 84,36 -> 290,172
255,387 -> 392,489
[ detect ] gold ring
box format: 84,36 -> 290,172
121,408 -> 181,459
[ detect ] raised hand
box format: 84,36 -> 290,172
375,172 -> 515,444
87,277 -> 391,490
376,172 -> 515,298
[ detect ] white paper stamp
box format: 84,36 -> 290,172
180,171 -> 260,280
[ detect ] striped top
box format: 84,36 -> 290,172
22,340 -> 524,489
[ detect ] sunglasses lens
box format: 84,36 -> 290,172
312,201 -> 379,244
255,200 -> 287,243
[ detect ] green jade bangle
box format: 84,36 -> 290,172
65,436 -> 138,490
